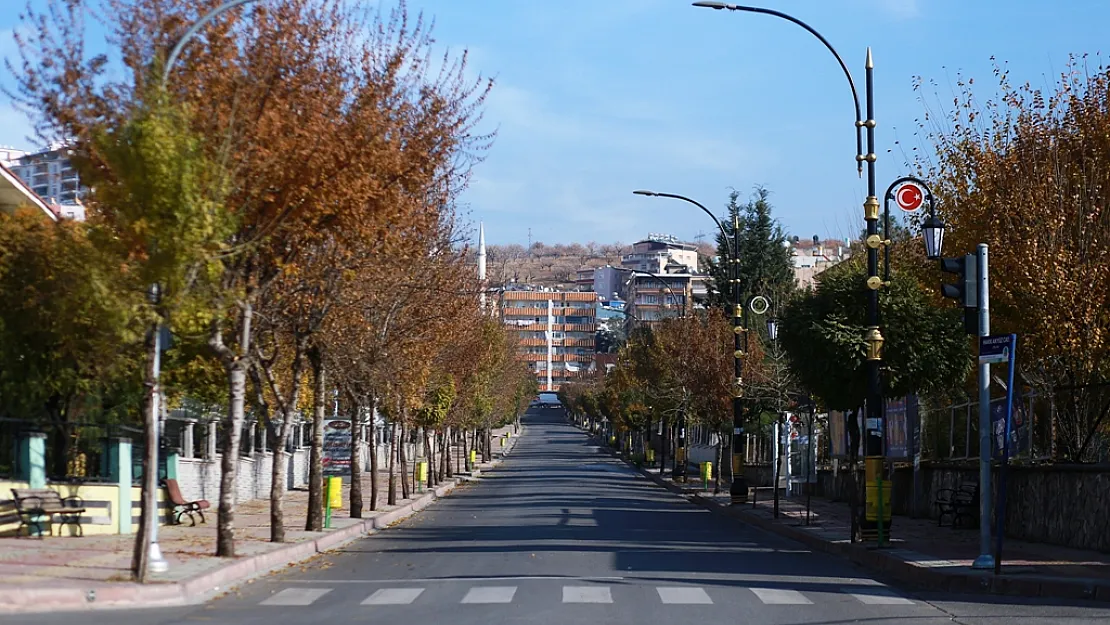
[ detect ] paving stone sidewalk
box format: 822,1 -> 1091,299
596,437 -> 1110,603
0,425 -> 519,613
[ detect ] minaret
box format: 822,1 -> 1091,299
477,222 -> 487,310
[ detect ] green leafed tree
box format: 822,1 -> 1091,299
778,256 -> 972,414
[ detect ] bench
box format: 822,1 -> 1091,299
935,482 -> 979,528
11,488 -> 86,538
165,478 -> 210,526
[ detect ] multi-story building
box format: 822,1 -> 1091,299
500,290 -> 597,391
625,267 -> 698,325
621,234 -> 699,274
791,236 -> 850,289
10,147 -> 88,206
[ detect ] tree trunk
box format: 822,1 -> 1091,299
264,344 -> 305,544
209,299 -> 254,559
350,396 -> 366,519
847,406 -> 862,542
424,429 -> 434,488
217,360 -> 248,557
305,347 -> 326,531
387,421 -> 397,506
399,421 -> 410,500
131,320 -> 159,581
369,411 -> 379,512
455,429 -> 461,475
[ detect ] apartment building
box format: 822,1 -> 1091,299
625,268 -> 697,324
500,290 -> 597,391
621,234 -> 699,274
9,148 -> 88,206
791,236 -> 850,288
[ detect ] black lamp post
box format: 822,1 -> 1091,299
633,189 -> 747,499
692,1 -> 889,540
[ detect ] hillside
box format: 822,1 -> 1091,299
486,240 -> 718,290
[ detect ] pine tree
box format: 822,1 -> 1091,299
709,187 -> 796,318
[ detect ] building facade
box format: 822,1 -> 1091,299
621,234 -> 699,274
9,148 -> 88,206
500,290 -> 597,391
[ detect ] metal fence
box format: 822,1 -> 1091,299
920,390 -> 1061,463
0,418 -> 142,482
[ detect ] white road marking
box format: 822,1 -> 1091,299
361,588 -> 425,605
286,575 -> 625,583
562,586 -> 612,603
843,587 -> 915,605
461,586 -> 517,604
260,588 -> 332,606
750,588 -> 813,605
656,587 -> 713,604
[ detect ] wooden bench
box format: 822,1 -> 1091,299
11,488 -> 86,538
935,482 -> 979,528
165,478 -> 210,526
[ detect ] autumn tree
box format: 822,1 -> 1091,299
12,0 -> 492,557
916,57 -> 1110,461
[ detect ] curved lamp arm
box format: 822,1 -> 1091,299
632,190 -> 734,260
692,2 -> 864,175
162,0 -> 262,87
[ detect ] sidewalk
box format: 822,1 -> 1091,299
0,425 -> 520,614
598,439 -> 1110,603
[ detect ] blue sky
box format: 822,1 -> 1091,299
2,1 -> 1107,246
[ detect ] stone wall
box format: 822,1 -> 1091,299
812,462 -> 1110,553
177,441 -> 406,505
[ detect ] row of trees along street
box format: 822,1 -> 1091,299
563,57 -> 1110,535
0,0 -> 536,582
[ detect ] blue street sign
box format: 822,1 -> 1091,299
979,334 -> 1013,364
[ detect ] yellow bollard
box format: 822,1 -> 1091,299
469,449 -> 477,467
418,461 -> 428,483
327,476 -> 343,509
646,449 -> 655,464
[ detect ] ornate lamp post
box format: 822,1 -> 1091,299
691,2 -> 890,539
633,190 -> 753,502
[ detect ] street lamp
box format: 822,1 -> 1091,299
692,2 -> 888,542
633,189 -> 749,502
766,316 -> 779,342
142,0 -> 263,575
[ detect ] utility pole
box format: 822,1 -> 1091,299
973,244 -> 994,569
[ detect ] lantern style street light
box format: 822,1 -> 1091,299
766,316 -> 779,342
923,215 -> 945,260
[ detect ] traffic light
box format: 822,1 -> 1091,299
940,253 -> 978,334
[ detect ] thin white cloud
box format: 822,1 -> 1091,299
876,0 -> 921,19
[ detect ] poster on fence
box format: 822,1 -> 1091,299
322,418 -> 352,476
829,409 -> 863,460
884,395 -> 919,459
991,394 -> 1029,459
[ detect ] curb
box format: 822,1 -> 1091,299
0,431 -> 522,615
613,443 -> 1110,605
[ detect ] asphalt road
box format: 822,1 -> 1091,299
7,407 -> 1110,625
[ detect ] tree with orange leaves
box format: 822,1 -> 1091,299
10,0 -> 492,558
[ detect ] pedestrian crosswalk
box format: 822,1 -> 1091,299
256,584 -> 916,608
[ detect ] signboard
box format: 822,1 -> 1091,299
895,182 -> 925,212
979,334 -> 1014,364
322,418 -> 353,476
884,395 -> 920,460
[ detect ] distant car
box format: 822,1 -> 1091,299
537,392 -> 561,409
